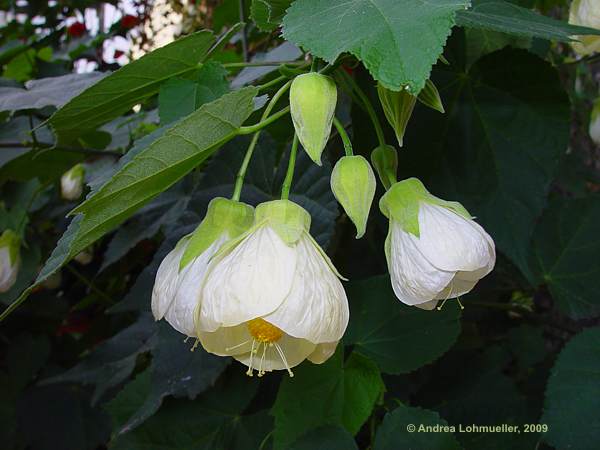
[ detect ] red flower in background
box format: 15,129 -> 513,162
67,21 -> 86,38
120,14 -> 139,29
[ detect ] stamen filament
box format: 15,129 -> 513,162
226,339 -> 251,352
437,281 -> 455,311
258,342 -> 267,377
274,342 -> 294,377
246,339 -> 256,377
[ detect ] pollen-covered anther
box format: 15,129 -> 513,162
247,318 -> 283,343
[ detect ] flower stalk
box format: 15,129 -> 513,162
281,134 -> 299,200
232,80 -> 292,201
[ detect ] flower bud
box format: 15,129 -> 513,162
330,156 -> 376,238
370,145 -> 398,190
377,83 -> 416,147
0,230 -> 20,293
61,164 -> 85,201
590,100 -> 600,146
290,73 -> 337,165
569,0 -> 600,56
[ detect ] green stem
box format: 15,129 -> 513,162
232,81 -> 292,201
339,70 -> 386,146
257,75 -> 287,92
310,57 -> 318,72
333,116 -> 353,156
237,106 -> 290,135
383,170 -> 397,190
280,134 -> 299,200
222,61 -> 304,69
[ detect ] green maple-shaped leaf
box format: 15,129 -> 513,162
282,0 -> 469,93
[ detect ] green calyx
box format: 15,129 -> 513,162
179,198 -> 254,270
0,229 -> 21,264
290,72 -> 337,166
370,144 -> 398,190
330,155 -> 376,239
255,199 -> 311,245
379,178 -> 472,237
66,163 -> 85,181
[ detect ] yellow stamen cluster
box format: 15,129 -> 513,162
247,318 -> 283,343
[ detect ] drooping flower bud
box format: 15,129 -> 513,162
379,178 -> 495,310
61,164 -> 85,201
377,84 -> 416,147
370,145 -> 398,190
330,156 -> 376,238
0,230 -> 20,293
589,99 -> 600,145
290,73 -> 337,165
569,0 -> 600,56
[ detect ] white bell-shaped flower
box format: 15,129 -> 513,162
379,178 -> 495,310
0,230 -> 21,293
196,200 -> 349,377
61,164 -> 85,200
151,198 -> 254,336
569,0 -> 600,56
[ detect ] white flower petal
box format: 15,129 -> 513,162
307,341 -> 339,364
388,222 -> 454,306
151,239 -> 188,321
416,202 -> 495,272
0,248 -> 18,293
414,300 -> 439,311
163,235 -> 227,336
198,324 -> 253,356
199,226 -> 297,331
265,235 -> 349,343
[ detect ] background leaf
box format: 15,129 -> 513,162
373,405 -> 462,450
0,72 -> 107,112
542,328 -> 600,450
288,425 -> 359,450
158,61 -> 230,125
529,196 -> 600,319
457,0 -> 600,42
345,276 -> 462,374
271,349 -> 384,450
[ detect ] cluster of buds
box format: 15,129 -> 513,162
152,68 -> 496,376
